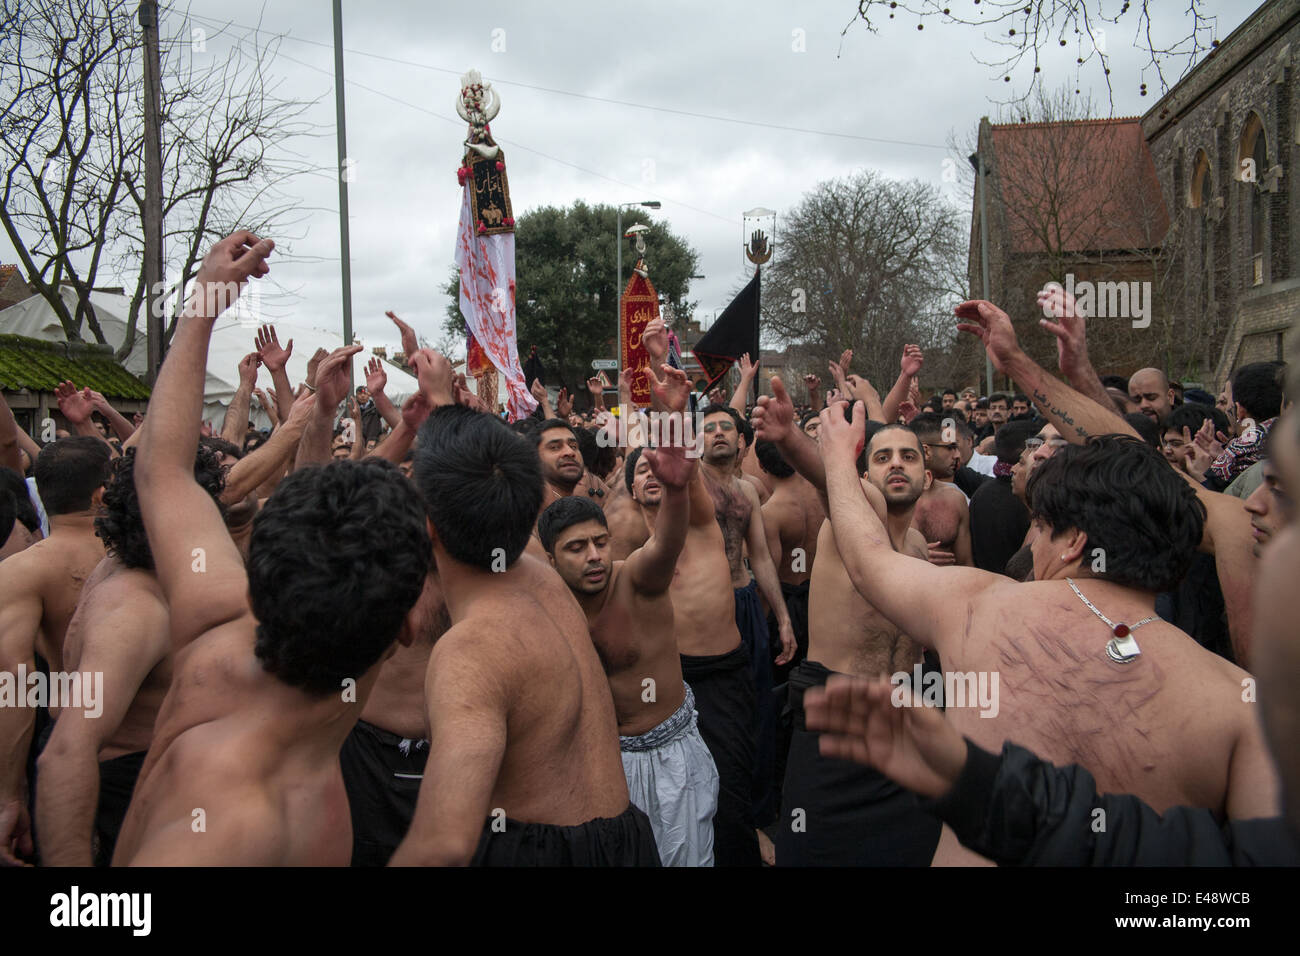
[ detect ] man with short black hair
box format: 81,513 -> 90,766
941,388 -> 957,411
1206,361 -> 1287,489
539,444 -> 719,867
0,436 -> 111,864
908,414 -> 972,567
395,401 -> 657,866
1011,393 -> 1030,418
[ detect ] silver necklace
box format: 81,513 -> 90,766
1066,578 -> 1157,664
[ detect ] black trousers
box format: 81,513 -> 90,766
471,803 -> 660,866
681,643 -> 761,867
339,719 -> 428,867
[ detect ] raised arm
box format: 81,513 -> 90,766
956,299 -> 1138,444
803,373 -> 823,414
220,352 -> 260,445
54,382 -> 102,441
752,375 -> 827,499
882,345 -> 924,424
626,443 -> 695,595
365,358 -> 402,430
254,324 -> 295,425
295,345 -> 363,470
221,389 -> 315,505
135,231 -> 271,648
1036,284 -> 1115,412
729,353 -> 760,416
818,401 -> 995,655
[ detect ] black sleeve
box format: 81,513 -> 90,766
923,740 -> 1300,866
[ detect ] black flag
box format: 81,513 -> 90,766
693,267 -> 760,391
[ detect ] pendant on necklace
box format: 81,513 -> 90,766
1106,625 -> 1141,663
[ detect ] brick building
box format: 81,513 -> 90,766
970,0 -> 1300,392
1142,0 -> 1300,390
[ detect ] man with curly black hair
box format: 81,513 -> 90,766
112,232 -> 433,866
36,445 -> 225,866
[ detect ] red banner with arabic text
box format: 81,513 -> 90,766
620,272 -> 659,408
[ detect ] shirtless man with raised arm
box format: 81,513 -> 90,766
391,402 -> 658,866
113,232 -> 433,865
36,445 -> 225,866
752,383 -> 937,866
810,298 -> 1282,867
0,436 -> 110,865
539,439 -> 719,866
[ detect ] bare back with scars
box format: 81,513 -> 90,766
396,554 -> 630,863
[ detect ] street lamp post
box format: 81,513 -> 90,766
616,200 -> 661,375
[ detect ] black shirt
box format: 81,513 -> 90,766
969,475 -> 1030,576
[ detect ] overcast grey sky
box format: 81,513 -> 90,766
4,0 -> 1254,360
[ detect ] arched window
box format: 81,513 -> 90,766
1238,112 -> 1269,282
1189,149 -> 1211,207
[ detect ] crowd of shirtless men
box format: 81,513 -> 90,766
1,231 -> 1297,867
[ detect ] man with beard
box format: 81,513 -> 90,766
35,444 -> 226,866
752,384 -> 935,866
908,414 -> 972,567
1128,368 -> 1177,426
697,405 -> 795,838
536,419 -> 588,509
538,444 -> 719,866
0,437 -> 111,864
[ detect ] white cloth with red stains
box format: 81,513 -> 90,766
455,188 -> 536,420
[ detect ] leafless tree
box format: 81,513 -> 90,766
0,0 -> 318,361
849,0 -> 1220,109
760,169 -> 968,392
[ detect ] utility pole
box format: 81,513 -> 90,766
332,0 -> 354,383
139,1 -> 165,384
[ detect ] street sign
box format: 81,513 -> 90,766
591,359 -> 619,370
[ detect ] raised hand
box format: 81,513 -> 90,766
641,317 -> 669,363
847,374 -> 878,404
900,344 -> 924,378
586,376 -> 603,397
817,399 -> 866,467
751,376 -> 795,444
306,347 -> 329,388
409,348 -> 454,407
828,359 -> 848,392
530,378 -> 549,406
284,389 -> 317,431
803,372 -> 822,393
837,348 -> 853,374
955,300 -> 1022,374
54,381 -> 95,425
643,441 -> 697,489
898,400 -> 919,423
1037,283 -> 1089,373
739,352 -> 759,380
314,344 -> 364,409
187,230 -> 274,318
254,324 -> 293,373
803,675 -> 968,800
365,357 -> 388,396
400,390 -> 434,432
650,364 -> 690,415
555,387 -> 573,418
386,310 -> 420,361
237,352 -> 260,389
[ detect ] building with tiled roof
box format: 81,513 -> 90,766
0,333 -> 150,436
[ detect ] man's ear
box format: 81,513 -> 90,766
91,485 -> 105,507
1059,527 -> 1089,566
